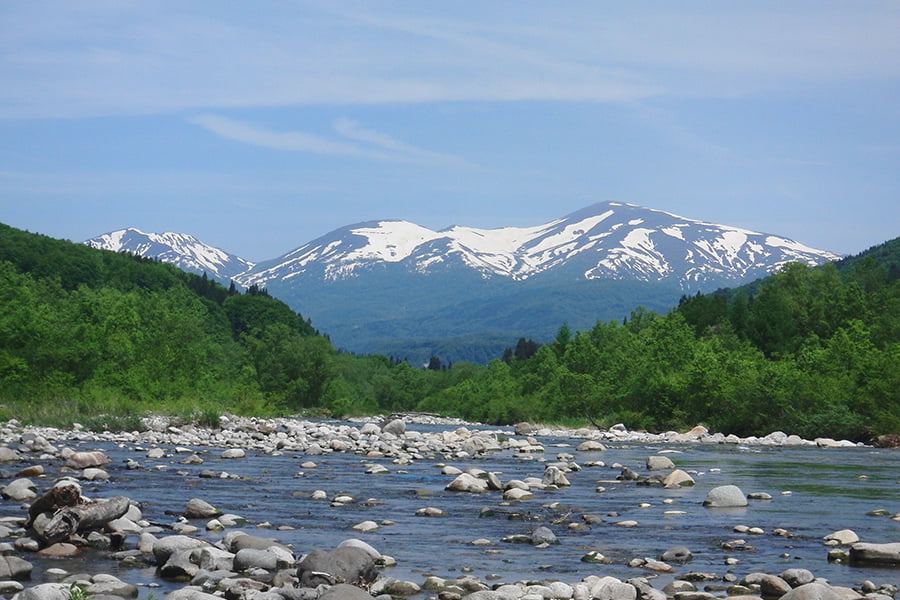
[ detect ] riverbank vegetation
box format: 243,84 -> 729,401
1,223 -> 897,440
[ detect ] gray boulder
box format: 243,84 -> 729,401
152,535 -> 211,565
381,419 -> 406,436
531,526 -> 559,546
296,546 -> 377,587
759,574 -> 792,597
64,451 -> 111,469
514,422 -> 535,435
659,546 -> 692,563
849,542 -> 900,566
445,472 -> 488,493
79,467 -> 109,481
485,471 -> 503,491
233,548 -> 278,572
337,539 -> 382,561
11,583 -> 70,600
703,485 -> 748,508
577,440 -> 606,452
370,577 -> 422,597
193,547 -> 236,572
781,583 -> 844,600
824,529 -> 859,545
647,455 -> 675,470
164,588 -> 223,600
663,469 -> 695,488
0,556 -> 33,580
184,498 -> 220,519
226,532 -> 291,554
628,577 -> 667,600
318,584 -> 376,600
2,479 -> 37,502
542,465 -> 571,487
0,447 -> 20,461
86,574 -> 138,598
590,576 -> 637,600
780,568 -> 815,588
159,549 -> 202,580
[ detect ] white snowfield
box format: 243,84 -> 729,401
86,228 -> 255,280
86,202 -> 841,290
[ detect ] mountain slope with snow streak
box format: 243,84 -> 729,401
85,228 -> 254,281
84,202 -> 842,363
238,202 -> 840,290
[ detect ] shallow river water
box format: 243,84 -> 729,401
2,422 -> 898,597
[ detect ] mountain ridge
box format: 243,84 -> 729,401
84,202 -> 843,363
85,228 -> 254,281
239,201 -> 841,288
85,202 -> 842,289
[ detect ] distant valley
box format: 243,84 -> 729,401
86,202 -> 841,364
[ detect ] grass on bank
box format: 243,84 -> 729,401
1,385 -> 649,436
0,386 -> 275,432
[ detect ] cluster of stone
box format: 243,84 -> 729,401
0,416 -> 896,600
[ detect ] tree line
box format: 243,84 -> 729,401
417,247 -> 899,440
1,223 -> 897,440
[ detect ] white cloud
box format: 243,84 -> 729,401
332,118 -> 469,166
0,2 -> 898,119
189,114 -> 470,166
189,115 -> 370,157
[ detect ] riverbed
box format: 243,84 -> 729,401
1,420 -> 898,598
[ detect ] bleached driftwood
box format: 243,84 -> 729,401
27,480 -> 82,526
38,495 -> 131,544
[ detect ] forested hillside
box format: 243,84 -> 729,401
1,223 -> 897,440
0,223 -> 326,424
418,244 -> 899,440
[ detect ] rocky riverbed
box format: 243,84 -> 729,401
0,415 -> 897,600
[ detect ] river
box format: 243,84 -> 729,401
1,422 -> 898,597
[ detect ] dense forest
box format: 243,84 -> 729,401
1,223 -> 897,441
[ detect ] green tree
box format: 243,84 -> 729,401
243,323 -> 336,410
224,293 -> 314,338
552,324 -> 572,358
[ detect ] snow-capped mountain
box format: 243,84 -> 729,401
85,228 -> 254,281
239,202 -> 840,290
84,203 -> 842,363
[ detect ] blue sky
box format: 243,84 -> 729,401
1,1 -> 898,261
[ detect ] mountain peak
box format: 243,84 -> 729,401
85,228 -> 255,281
82,203 -> 844,362
235,202 -> 839,289
91,203 -> 841,290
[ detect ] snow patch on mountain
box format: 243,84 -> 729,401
344,221 -> 440,263
85,228 -> 254,280
87,202 -> 843,293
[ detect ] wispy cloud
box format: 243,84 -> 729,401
6,2 -> 897,119
332,117 -> 469,166
189,114 -> 471,166
188,115 -> 370,157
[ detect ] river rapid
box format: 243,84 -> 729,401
1,418 -> 898,598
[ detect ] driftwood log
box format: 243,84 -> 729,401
29,481 -> 131,546
27,481 -> 83,526
40,495 -> 131,544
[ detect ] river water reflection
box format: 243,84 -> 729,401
2,422 -> 898,597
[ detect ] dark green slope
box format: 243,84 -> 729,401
265,263 -> 684,364
0,222 -> 326,424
